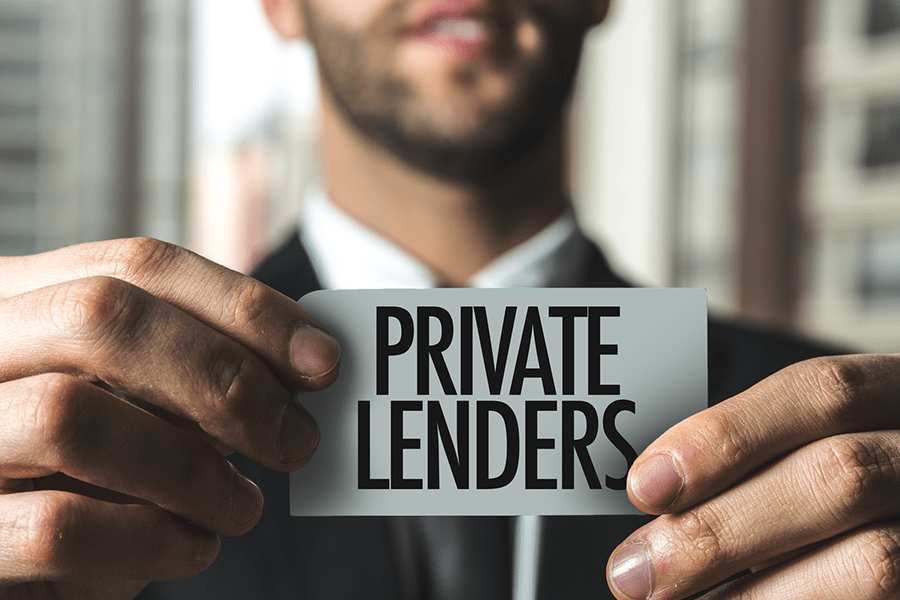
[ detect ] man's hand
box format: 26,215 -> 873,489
606,354 -> 900,599
0,238 -> 341,598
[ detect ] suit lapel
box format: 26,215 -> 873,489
247,234 -> 407,599
252,234 -> 735,600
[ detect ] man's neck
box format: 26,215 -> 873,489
318,98 -> 570,285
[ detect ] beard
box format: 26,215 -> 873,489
302,0 -> 595,184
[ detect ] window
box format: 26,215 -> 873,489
867,0 -> 900,38
860,227 -> 900,303
0,1 -> 41,255
671,0 -> 743,310
862,99 -> 900,168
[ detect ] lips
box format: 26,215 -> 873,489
425,17 -> 489,42
406,1 -> 494,57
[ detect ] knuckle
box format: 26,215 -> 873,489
208,352 -> 255,419
29,373 -> 83,407
689,408 -> 748,469
20,494 -> 79,573
222,279 -> 269,331
803,357 -> 867,419
855,528 -> 900,596
813,436 -> 889,517
103,237 -> 183,283
668,507 -> 730,573
0,375 -> 79,420
203,349 -> 286,463
50,276 -> 148,344
29,375 -> 88,455
24,373 -> 83,418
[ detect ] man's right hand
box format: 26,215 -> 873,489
0,237 -> 341,599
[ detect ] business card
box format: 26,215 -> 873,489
290,289 -> 707,516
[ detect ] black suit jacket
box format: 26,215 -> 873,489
143,234 -> 842,599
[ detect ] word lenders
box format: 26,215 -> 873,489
290,289 -> 707,517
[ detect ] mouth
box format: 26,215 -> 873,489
406,1 -> 494,59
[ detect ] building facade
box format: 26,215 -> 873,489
803,0 -> 900,350
0,0 -> 191,256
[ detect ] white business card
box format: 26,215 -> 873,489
290,289 -> 707,516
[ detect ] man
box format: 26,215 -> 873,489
0,0 -> 898,598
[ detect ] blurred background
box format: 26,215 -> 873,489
1,0 -> 899,351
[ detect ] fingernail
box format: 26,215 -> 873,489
290,325 -> 341,380
227,462 -> 263,530
609,542 -> 652,599
279,404 -> 320,466
630,453 -> 683,511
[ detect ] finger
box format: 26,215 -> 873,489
0,238 -> 340,388
607,431 -> 900,600
627,354 -> 900,514
697,522 -> 900,600
0,374 -> 263,536
0,277 -> 321,471
0,490 -> 220,582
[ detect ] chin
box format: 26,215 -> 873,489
418,106 -> 486,138
410,88 -> 516,137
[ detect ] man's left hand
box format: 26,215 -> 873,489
607,354 -> 900,599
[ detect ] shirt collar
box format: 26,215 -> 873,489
299,185 -> 592,290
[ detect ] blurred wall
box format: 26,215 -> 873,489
573,0 -> 679,291
190,0 -> 319,272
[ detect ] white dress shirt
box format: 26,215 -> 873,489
299,185 -> 594,600
300,185 -> 592,290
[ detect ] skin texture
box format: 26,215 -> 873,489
262,0 -> 609,284
0,239 -> 341,598
299,0 -> 594,182
606,354 -> 900,600
1,1 -> 899,598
